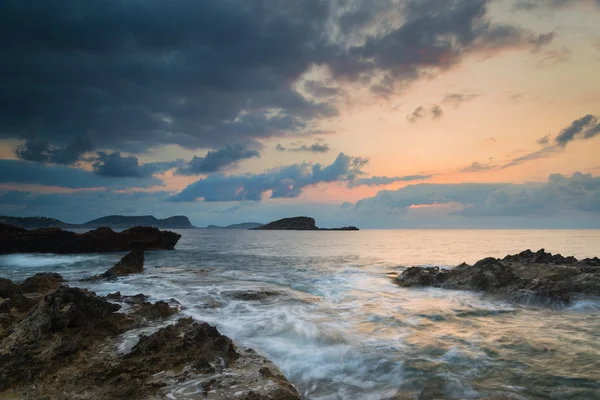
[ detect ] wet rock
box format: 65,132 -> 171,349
0,278 -> 35,314
395,249 -> 600,302
0,283 -> 180,393
18,272 -> 65,294
4,317 -> 301,399
394,266 -> 450,287
0,223 -> 181,254
86,250 -> 144,281
224,289 -> 283,301
104,250 -> 144,278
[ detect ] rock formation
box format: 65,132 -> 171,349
0,223 -> 181,254
88,250 -> 145,281
395,249 -> 600,302
251,216 -> 359,231
0,274 -> 301,399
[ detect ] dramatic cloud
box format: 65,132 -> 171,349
92,152 -> 178,178
276,143 -> 330,153
14,136 -> 94,165
352,172 -> 600,221
0,160 -> 160,189
0,0 -> 552,158
170,153 -> 370,202
350,175 -> 433,187
176,145 -> 260,175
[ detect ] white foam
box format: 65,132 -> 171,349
0,253 -> 101,268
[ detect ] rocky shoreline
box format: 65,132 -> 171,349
0,251 -> 301,400
0,223 -> 181,254
395,249 -> 600,302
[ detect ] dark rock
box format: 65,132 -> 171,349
251,216 -> 359,231
0,278 -> 35,314
252,216 -> 318,230
394,266 -> 449,287
18,272 -> 65,294
103,250 -> 144,279
224,290 -> 283,301
0,223 -> 181,254
396,249 -> 600,302
2,299 -> 299,400
86,250 -> 144,281
0,283 -> 181,393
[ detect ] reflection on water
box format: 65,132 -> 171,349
1,229 -> 600,399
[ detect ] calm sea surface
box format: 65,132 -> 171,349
2,230 -> 600,399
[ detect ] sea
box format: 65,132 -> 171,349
1,229 -> 600,399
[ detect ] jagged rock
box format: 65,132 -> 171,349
2,313 -> 300,399
0,283 -> 180,393
18,272 -> 65,294
86,250 -> 144,281
0,223 -> 181,254
0,278 -> 35,314
395,249 -> 600,302
104,250 -> 144,278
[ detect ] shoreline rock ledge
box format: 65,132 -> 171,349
0,222 -> 181,254
394,249 -> 600,302
1,273 -> 301,399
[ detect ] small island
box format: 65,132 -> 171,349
250,216 -> 359,231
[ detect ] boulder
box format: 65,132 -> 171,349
103,250 -> 144,279
85,250 -> 145,281
0,223 -> 181,254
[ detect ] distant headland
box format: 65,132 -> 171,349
0,215 -> 193,230
251,216 -> 359,231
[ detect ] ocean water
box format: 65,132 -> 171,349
1,229 -> 600,399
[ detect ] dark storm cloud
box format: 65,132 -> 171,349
14,136 -> 94,165
170,153 -> 369,202
304,81 -> 341,98
0,0 -> 553,158
176,145 -> 260,175
0,160 -> 161,188
275,143 -> 331,153
92,152 -> 178,178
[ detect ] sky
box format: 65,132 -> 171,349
1,0 -> 600,228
